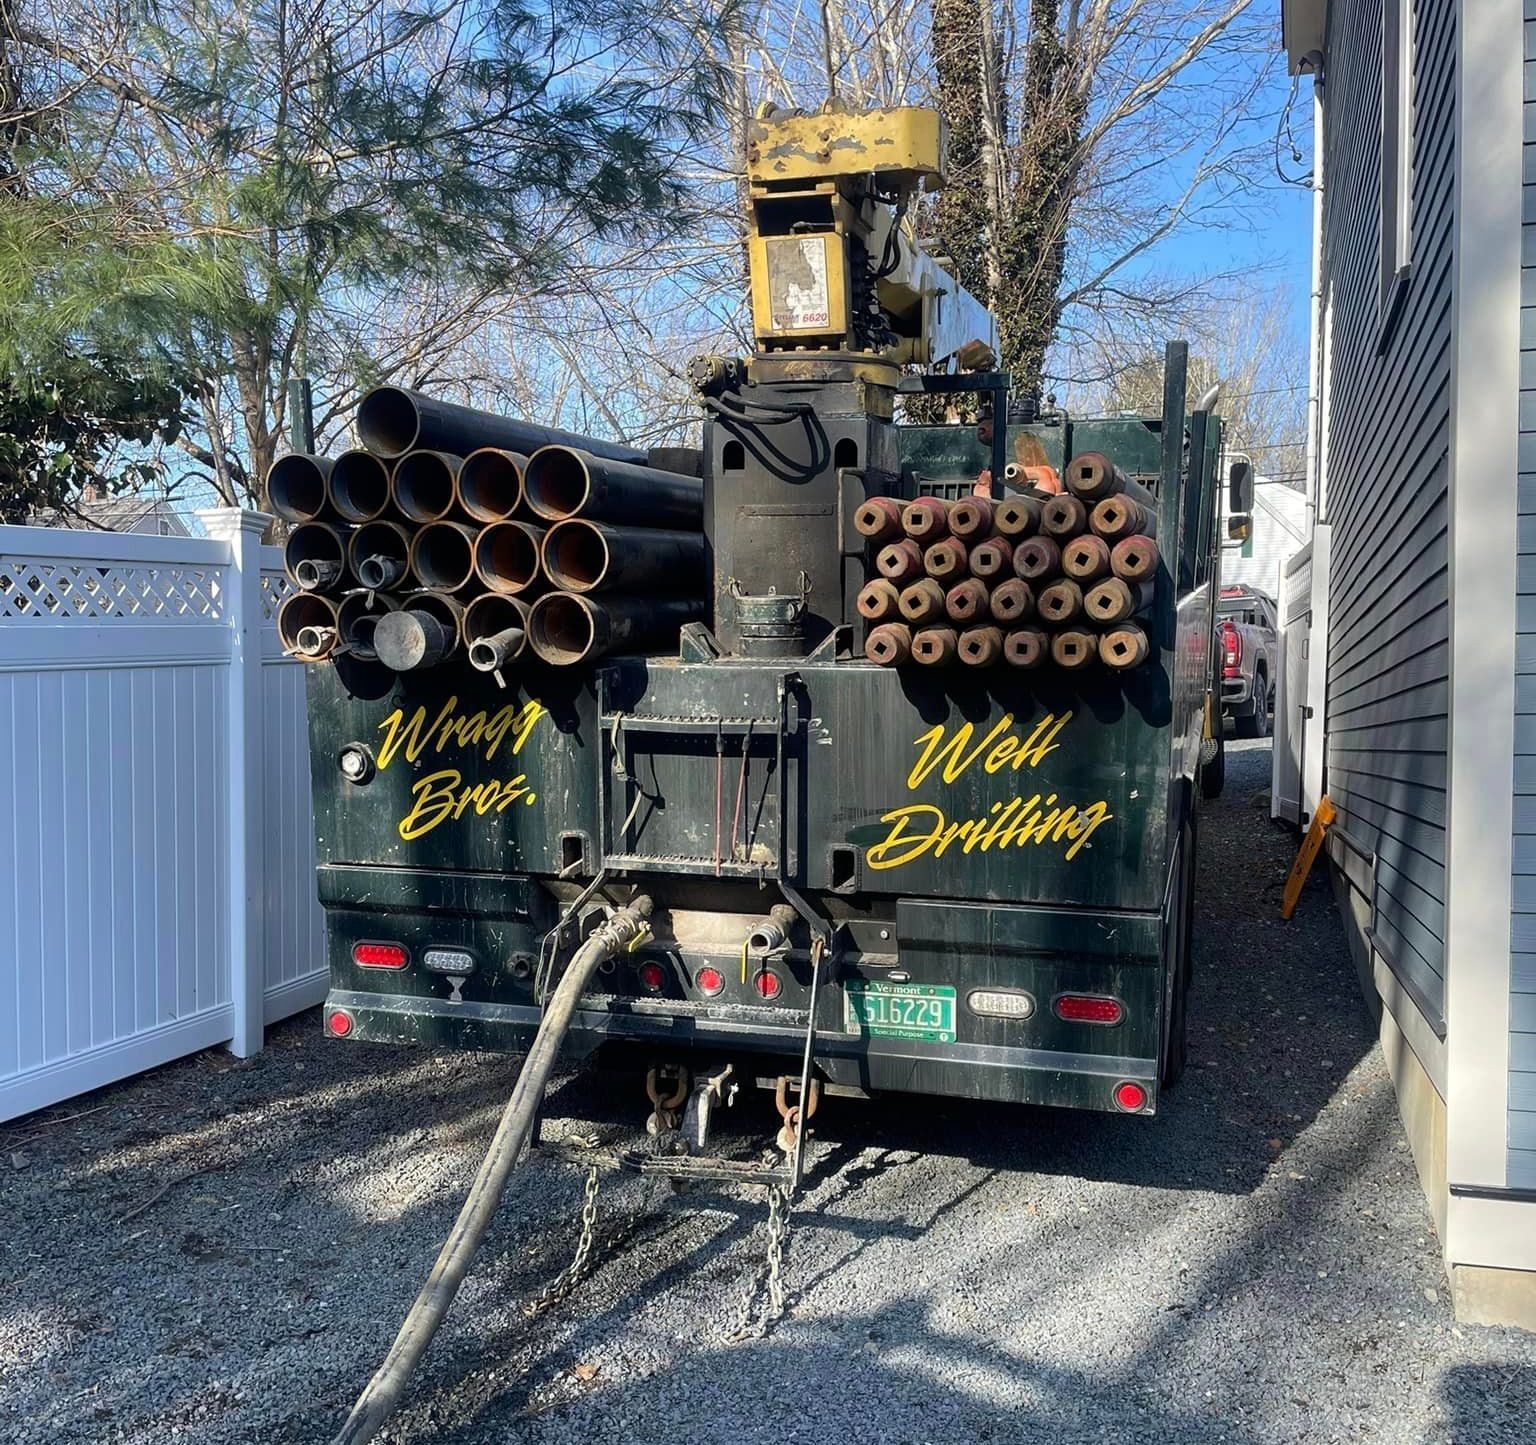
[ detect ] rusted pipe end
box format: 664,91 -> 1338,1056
949,496 -> 993,541
267,453 -> 333,524
1050,630 -> 1098,670
329,450 -> 392,523
1041,494 -> 1088,539
990,579 -> 1035,624
945,579 -> 990,623
993,496 -> 1040,538
911,627 -> 958,667
968,537 -> 1013,579
1037,579 -> 1084,625
875,538 -> 924,584
393,451 -> 461,523
1111,535 -> 1160,582
958,626 -> 1003,668
865,622 -> 913,666
458,448 -> 528,523
1100,622 -> 1151,670
1003,628 -> 1048,668
475,521 -> 545,595
1062,534 -> 1111,582
409,522 -> 477,592
856,578 -> 902,621
853,496 -> 904,542
897,578 -> 947,624
923,537 -> 969,581
524,446 -> 593,522
1012,536 -> 1061,582
901,495 -> 951,542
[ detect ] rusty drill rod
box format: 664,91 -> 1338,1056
329,450 -> 393,523
1051,630 -> 1098,670
1041,494 -> 1089,540
865,622 -> 913,666
523,446 -> 702,527
527,593 -> 703,666
968,537 -> 1013,581
277,592 -> 341,659
949,496 -> 993,541
337,591 -> 400,661
853,497 -> 904,543
474,521 -> 546,596
945,579 -> 991,624
1089,495 -> 1157,541
1084,577 -> 1155,625
356,385 -> 646,465
1062,534 -> 1112,583
857,578 -> 902,622
465,594 -> 531,673
457,448 -> 529,523
1064,450 -> 1157,508
392,450 -> 463,523
901,496 -> 952,542
267,453 -> 335,524
410,521 -> 480,593
349,521 -> 412,591
875,538 -> 925,584
373,593 -> 465,672
1110,534 -> 1160,583
285,522 -> 350,592
1003,628 -> 1048,669
912,626 -> 959,666
898,578 -> 948,625
990,579 -> 1035,625
1012,536 -> 1061,582
541,519 -> 707,594
993,495 -> 1042,537
1037,578 -> 1085,626
924,536 -> 969,582
1100,621 -> 1151,670
958,626 -> 1004,668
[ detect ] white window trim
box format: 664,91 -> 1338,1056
1378,0 -> 1414,348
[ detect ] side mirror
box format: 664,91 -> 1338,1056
1228,457 -> 1255,516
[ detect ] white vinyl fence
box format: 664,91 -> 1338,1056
0,511 -> 326,1122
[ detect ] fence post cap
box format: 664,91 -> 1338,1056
198,507 -> 274,540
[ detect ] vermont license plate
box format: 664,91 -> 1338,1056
844,982 -> 957,1043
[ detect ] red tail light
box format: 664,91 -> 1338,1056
694,966 -> 725,997
637,961 -> 666,992
1220,619 -> 1242,678
753,969 -> 783,1001
327,1009 -> 354,1037
1114,1080 -> 1148,1112
1054,993 -> 1124,1025
353,941 -> 408,970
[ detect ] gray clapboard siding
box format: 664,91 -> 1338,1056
1322,0 -> 1454,1028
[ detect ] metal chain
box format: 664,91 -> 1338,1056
525,1166 -> 601,1316
721,1185 -> 791,1343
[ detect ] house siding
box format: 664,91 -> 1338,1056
1322,0 -> 1455,1030
1510,0 -> 1536,1194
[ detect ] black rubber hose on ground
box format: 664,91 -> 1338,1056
332,895 -> 654,1445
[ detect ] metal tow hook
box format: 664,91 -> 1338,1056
645,1064 -> 690,1136
774,1075 -> 821,1155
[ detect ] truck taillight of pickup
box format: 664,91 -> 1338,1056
1221,618 -> 1243,677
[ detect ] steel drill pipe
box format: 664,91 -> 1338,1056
1005,462 -> 1063,495
1089,495 -> 1157,542
1037,578 -> 1085,626
854,497 -> 905,543
1051,630 -> 1098,670
993,495 -> 1042,538
409,521 -> 479,593
1065,451 -> 1156,508
949,496 -> 993,541
900,496 -> 951,543
875,538 -> 925,584
1041,494 -> 1089,540
474,521 -> 547,596
337,591 -> 400,661
457,448 -> 529,523
1003,627 -> 1048,669
1110,534 -> 1160,584
329,450 -> 393,524
356,385 -> 646,465
856,578 -> 902,622
277,592 -> 341,660
527,593 -> 703,666
923,537 -> 969,583
990,578 -> 1035,625
1012,536 -> 1061,583
464,594 -> 531,672
945,579 -> 991,624
1084,577 -> 1154,625
523,446 -> 703,527
958,625 -> 1004,668
1100,621 -> 1151,671
267,453 -> 335,524
865,622 -> 913,666
285,522 -> 351,592
373,592 -> 465,672
897,578 -> 948,625
968,537 -> 1013,581
349,521 -> 413,591
541,519 -> 707,595
1062,534 -> 1112,583
911,626 -> 958,667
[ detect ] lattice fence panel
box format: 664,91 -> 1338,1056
0,559 -> 226,621
260,570 -> 295,621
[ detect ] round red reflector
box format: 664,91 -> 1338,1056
637,961 -> 666,991
353,941 -> 408,970
1114,1080 -> 1148,1112
753,970 -> 783,1001
695,966 -> 725,996
1053,993 -> 1123,1025
327,1010 -> 353,1038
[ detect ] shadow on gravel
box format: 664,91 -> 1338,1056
1439,1362 -> 1536,1442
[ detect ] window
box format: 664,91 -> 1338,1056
1379,0 -> 1414,347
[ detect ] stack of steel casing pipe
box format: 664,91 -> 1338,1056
856,453 -> 1161,674
269,388 -> 704,674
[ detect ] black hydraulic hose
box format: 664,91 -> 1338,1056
331,895 -> 655,1445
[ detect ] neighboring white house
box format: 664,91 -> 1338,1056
1219,475 -> 1310,597
1283,0 -> 1536,1326
28,484 -> 191,537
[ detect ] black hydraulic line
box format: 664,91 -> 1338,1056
331,895 -> 655,1445
702,397 -> 830,481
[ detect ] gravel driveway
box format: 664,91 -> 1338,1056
3,738 -> 1534,1444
